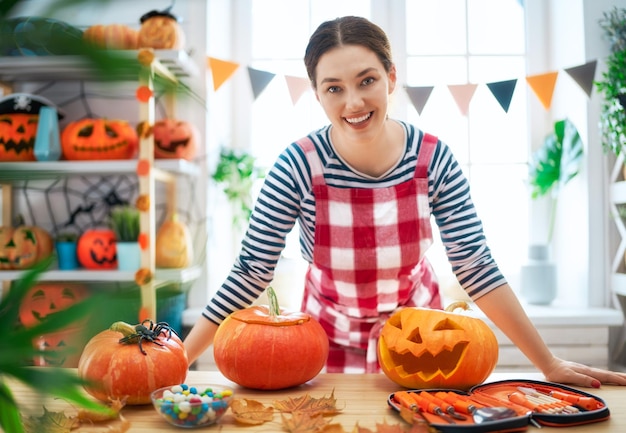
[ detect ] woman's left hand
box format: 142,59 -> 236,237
543,357 -> 626,388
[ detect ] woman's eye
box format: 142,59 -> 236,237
361,77 -> 375,86
328,86 -> 341,93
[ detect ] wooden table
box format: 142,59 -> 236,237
7,370 -> 625,432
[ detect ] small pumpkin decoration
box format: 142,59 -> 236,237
138,9 -> 185,49
32,327 -> 87,367
77,229 -> 117,269
377,302 -> 499,390
155,214 -> 193,268
153,118 -> 198,161
77,320 -> 188,405
83,24 -> 139,50
0,113 -> 38,161
0,225 -> 53,269
213,286 -> 329,390
61,118 -> 138,161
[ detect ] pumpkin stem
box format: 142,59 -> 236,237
445,301 -> 471,313
267,286 -> 281,319
110,321 -> 137,337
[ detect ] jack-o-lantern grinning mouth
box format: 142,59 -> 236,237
156,137 -> 190,154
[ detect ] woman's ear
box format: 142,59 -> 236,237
388,63 -> 397,94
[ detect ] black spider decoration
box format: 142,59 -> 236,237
118,319 -> 179,355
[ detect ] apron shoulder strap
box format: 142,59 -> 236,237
414,132 -> 438,179
296,136 -> 325,187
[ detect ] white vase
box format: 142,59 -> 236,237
116,242 -> 141,271
520,244 -> 557,305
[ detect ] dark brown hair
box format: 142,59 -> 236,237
304,16 -> 393,88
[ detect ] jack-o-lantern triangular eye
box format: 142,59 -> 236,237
433,318 -> 462,331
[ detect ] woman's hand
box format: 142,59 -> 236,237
542,356 -> 626,388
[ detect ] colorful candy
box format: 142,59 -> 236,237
152,383 -> 233,427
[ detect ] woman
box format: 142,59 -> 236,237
185,16 -> 626,386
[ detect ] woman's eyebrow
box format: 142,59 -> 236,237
319,67 -> 378,85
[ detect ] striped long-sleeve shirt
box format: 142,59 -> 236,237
202,120 -> 506,324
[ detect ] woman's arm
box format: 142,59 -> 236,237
476,284 -> 626,387
184,317 -> 219,365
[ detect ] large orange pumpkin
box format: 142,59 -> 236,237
377,302 -> 499,390
0,225 -> 53,269
61,118 -> 138,160
78,320 -> 188,405
213,287 -> 329,390
0,113 -> 38,161
77,229 -> 117,269
153,118 -> 198,161
155,215 -> 193,268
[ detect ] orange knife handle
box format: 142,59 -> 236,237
550,391 -> 598,411
509,392 -> 538,411
394,391 -> 418,411
435,391 -> 473,414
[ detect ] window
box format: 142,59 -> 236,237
231,0 -> 531,297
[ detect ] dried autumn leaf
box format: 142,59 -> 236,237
77,397 -> 126,422
375,420 -> 407,433
352,424 -> 375,433
319,422 -> 349,432
281,411 -> 329,433
23,407 -> 78,433
274,389 -> 340,416
231,398 -> 274,425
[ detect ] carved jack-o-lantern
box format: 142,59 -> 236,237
153,118 -> 198,161
155,216 -> 193,268
377,303 -> 499,390
77,229 -> 117,269
0,225 -> 53,270
18,282 -> 89,327
0,113 -> 38,161
33,328 -> 87,367
138,9 -> 185,49
61,118 -> 138,161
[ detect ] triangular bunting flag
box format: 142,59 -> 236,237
486,79 -> 517,112
248,67 -> 276,99
207,57 -> 240,91
405,86 -> 434,115
564,60 -> 597,97
285,75 -> 311,105
448,83 -> 478,116
526,71 -> 558,110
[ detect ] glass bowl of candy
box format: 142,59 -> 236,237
151,383 -> 234,428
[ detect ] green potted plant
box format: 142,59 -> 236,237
212,148 -> 265,230
522,118 -> 583,304
54,231 -> 80,270
108,205 -> 141,271
596,6 -> 626,158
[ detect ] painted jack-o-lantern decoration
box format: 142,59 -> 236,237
19,282 -> 89,367
77,229 -> 117,269
18,282 -> 88,327
0,225 -> 53,270
153,118 -> 198,161
61,118 -> 138,161
377,302 -> 499,390
155,215 -> 193,268
0,113 -> 38,161
138,9 -> 185,49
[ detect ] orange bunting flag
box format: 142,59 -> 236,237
448,83 -> 478,116
285,75 -> 311,105
405,86 -> 434,115
526,71 -> 559,110
207,57 -> 240,91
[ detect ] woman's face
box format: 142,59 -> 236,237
314,44 -> 396,141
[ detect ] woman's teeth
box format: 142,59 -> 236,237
345,112 -> 371,124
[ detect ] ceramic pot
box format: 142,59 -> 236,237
520,244 -> 557,305
116,241 -> 141,271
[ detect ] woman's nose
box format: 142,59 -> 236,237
345,89 -> 365,110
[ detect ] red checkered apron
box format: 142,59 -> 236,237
298,133 -> 442,373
